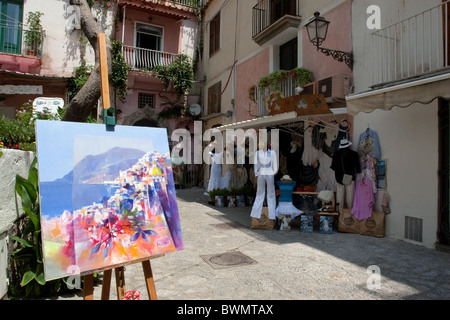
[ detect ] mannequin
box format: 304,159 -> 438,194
250,141 -> 278,220
330,139 -> 361,210
206,143 -> 223,193
275,175 -> 303,219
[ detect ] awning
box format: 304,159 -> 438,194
346,71 -> 450,116
217,108 -> 347,131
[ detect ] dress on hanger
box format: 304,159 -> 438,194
302,128 -> 319,166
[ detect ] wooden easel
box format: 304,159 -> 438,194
83,259 -> 159,300
82,33 -> 159,301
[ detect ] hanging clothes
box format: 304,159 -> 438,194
358,128 -> 381,159
302,128 -> 319,166
316,151 -> 337,192
332,123 -> 350,152
351,178 -> 375,220
351,155 -> 377,220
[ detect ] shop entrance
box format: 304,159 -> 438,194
438,98 -> 450,250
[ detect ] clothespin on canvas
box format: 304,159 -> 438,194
98,32 -> 115,127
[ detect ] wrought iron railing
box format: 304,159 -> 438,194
252,0 -> 301,38
122,45 -> 179,70
167,0 -> 203,8
253,73 -> 315,117
0,26 -> 44,58
371,0 -> 450,86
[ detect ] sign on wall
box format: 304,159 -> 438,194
0,85 -> 43,95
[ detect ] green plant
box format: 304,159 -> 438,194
0,102 -> 58,152
208,188 -> 222,200
258,70 -> 289,91
291,67 -> 314,87
8,158 -> 68,298
153,54 -> 195,96
111,39 -> 130,104
67,63 -> 93,102
24,11 -> 44,50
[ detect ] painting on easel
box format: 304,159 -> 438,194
36,120 -> 183,281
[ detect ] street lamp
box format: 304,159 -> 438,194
305,12 -> 353,69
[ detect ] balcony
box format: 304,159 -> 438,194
0,26 -> 43,58
252,0 -> 301,46
122,45 -> 179,71
371,1 -> 450,87
118,0 -> 203,16
252,71 -> 316,117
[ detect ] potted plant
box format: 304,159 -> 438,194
291,67 -> 314,87
24,11 -> 44,56
241,185 -> 256,206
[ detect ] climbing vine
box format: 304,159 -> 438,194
67,38 -> 129,105
153,54 -> 195,97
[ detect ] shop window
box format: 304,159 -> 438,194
209,12 -> 220,56
207,81 -> 221,114
280,37 -> 297,71
138,93 -> 155,109
0,0 -> 23,55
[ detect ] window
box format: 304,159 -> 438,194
280,38 -> 297,70
135,23 -> 163,51
207,82 -> 221,114
138,93 -> 155,109
209,12 -> 220,56
270,0 -> 296,24
0,0 -> 23,55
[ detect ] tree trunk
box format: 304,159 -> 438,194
62,0 -> 112,122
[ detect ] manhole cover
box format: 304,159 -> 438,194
200,251 -> 257,270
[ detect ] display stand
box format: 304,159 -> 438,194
83,259 -> 160,300
81,33 -> 159,301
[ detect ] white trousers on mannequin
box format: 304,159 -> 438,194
336,182 -> 355,210
250,175 -> 276,219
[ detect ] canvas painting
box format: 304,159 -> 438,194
36,120 -> 183,281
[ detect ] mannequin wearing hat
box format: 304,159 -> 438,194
275,175 -> 303,219
250,141 -> 278,220
330,139 -> 361,210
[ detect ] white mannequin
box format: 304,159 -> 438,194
250,141 -> 278,220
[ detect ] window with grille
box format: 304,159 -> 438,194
138,93 -> 155,109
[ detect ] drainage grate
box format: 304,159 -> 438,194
405,216 -> 423,242
200,251 -> 257,270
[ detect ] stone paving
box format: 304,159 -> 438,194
57,187 -> 450,301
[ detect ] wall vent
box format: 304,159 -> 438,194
405,216 -> 423,242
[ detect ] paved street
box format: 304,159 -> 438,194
57,187 -> 450,301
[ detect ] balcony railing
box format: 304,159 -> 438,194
0,26 -> 44,58
122,45 -> 179,70
371,0 -> 449,86
253,73 -> 315,117
252,0 -> 301,38
168,0 -> 203,8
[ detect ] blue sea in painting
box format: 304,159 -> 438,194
39,181 -> 119,218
